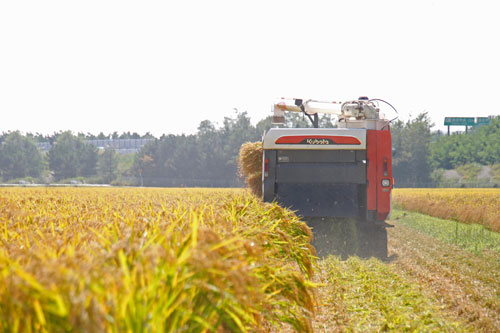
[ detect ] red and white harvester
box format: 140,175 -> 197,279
262,97 -> 396,257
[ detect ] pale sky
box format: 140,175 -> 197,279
1,0 -> 499,137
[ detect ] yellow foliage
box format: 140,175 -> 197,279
238,142 -> 263,197
0,188 -> 316,332
393,188 -> 500,232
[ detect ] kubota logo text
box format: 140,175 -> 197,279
304,138 -> 331,145
275,135 -> 361,145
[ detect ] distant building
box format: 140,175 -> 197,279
36,142 -> 52,152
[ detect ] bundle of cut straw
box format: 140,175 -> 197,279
239,141 -> 263,196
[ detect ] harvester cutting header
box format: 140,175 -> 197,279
262,96 -> 397,257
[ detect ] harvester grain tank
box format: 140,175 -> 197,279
262,97 -> 396,257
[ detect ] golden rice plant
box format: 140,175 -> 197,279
238,142 -> 263,196
393,188 -> 500,232
0,188 -> 316,332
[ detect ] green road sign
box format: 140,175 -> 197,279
476,117 -> 491,126
444,117 -> 475,126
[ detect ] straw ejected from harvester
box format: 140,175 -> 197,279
262,97 -> 396,257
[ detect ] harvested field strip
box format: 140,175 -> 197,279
392,188 -> 500,232
388,220 -> 500,331
314,256 -> 463,332
0,188 -> 316,332
392,208 -> 500,253
310,211 -> 499,332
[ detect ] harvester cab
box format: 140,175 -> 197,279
262,97 -> 397,258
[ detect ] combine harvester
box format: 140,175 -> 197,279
262,97 -> 396,258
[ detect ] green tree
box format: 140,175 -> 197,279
79,143 -> 98,177
133,111 -> 261,187
97,132 -> 108,139
197,120 -> 225,181
285,112 -> 312,128
0,132 -> 8,144
319,114 -> 336,128
115,154 -> 136,183
0,131 -> 43,181
221,111 -> 260,172
281,112 -> 336,128
49,131 -> 98,180
430,117 -> 500,169
392,113 -> 434,186
97,148 -> 118,183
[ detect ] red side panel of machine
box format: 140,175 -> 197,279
366,131 -> 378,212
376,130 -> 392,220
366,129 -> 393,221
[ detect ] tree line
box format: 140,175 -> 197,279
0,112 -> 269,185
0,131 -> 118,183
0,131 -> 156,144
1,112 -> 499,187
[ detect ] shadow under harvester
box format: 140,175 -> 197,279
305,217 -> 389,260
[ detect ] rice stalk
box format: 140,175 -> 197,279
238,142 -> 263,197
0,187 -> 316,332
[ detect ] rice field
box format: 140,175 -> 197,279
2,186 -> 500,332
391,208 -> 500,253
392,188 -> 500,232
0,188 -> 316,332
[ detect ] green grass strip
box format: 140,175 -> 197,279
391,208 -> 500,254
324,256 -> 464,332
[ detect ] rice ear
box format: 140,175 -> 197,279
246,173 -> 262,197
239,142 -> 263,196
